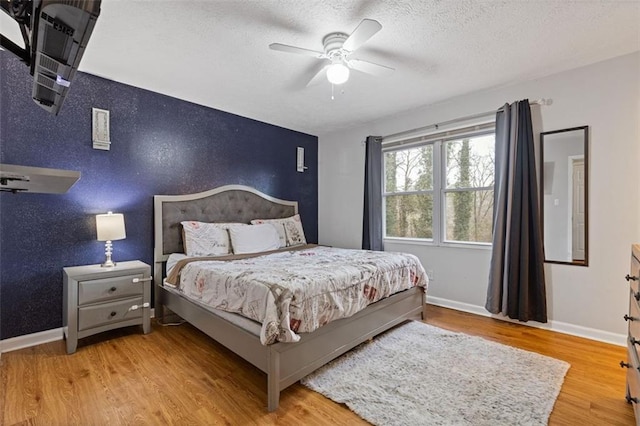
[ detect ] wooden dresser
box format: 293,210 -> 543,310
624,244 -> 640,424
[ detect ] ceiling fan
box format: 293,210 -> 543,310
269,19 -> 394,87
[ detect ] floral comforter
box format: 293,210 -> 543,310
168,245 -> 428,345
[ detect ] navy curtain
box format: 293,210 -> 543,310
486,100 -> 547,322
362,136 -> 384,251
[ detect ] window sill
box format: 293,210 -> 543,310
383,237 -> 492,251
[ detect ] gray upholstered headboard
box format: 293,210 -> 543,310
154,185 -> 298,261
153,185 -> 298,311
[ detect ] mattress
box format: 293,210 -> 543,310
167,245 -> 428,345
162,284 -> 262,336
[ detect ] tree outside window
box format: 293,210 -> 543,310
383,132 -> 495,245
444,135 -> 494,243
384,145 -> 433,239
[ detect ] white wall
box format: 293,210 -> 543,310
318,52 -> 640,343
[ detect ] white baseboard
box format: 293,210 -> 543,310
426,296 -> 626,347
1,300 -> 626,354
0,308 -> 156,354
1,327 -> 64,353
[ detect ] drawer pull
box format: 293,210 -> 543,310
109,311 -> 117,317
631,337 -> 640,346
634,292 -> 640,302
627,274 -> 639,282
625,314 -> 637,322
626,395 -> 639,404
132,277 -> 153,283
109,286 -> 117,292
621,361 -> 632,368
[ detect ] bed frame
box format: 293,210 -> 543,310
153,184 -> 426,411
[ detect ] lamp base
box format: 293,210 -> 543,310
101,260 -> 117,268
101,240 -> 116,268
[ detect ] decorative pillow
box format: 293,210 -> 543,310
251,214 -> 306,247
282,214 -> 307,246
228,224 -> 281,255
181,221 -> 231,257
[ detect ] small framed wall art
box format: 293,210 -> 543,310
92,107 -> 111,151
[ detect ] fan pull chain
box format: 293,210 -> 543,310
331,83 -> 335,100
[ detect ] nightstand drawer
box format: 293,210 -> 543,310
78,274 -> 144,305
78,296 -> 143,331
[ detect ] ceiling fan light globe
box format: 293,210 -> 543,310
326,63 -> 350,85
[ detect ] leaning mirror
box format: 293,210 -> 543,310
540,126 -> 589,266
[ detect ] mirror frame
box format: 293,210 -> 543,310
540,125 -> 589,266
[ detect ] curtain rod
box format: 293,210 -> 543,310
382,98 -> 550,142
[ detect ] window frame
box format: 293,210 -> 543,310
382,124 -> 495,248
382,143 -> 437,242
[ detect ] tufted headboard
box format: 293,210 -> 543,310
154,184 -> 297,259
153,185 -> 298,282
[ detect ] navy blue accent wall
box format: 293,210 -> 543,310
0,52 -> 318,339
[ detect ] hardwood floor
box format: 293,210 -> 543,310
0,305 -> 634,425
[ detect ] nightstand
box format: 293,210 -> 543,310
63,260 -> 152,354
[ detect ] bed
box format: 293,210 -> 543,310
153,184 -> 427,411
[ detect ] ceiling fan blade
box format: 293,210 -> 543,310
269,43 -> 326,59
306,64 -> 329,87
348,59 -> 395,76
342,19 -> 382,52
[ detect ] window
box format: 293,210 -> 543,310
383,126 -> 495,245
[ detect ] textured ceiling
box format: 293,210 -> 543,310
55,1 -> 640,135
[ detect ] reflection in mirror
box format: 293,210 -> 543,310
540,126 -> 589,266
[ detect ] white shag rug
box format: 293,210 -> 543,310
301,321 -> 569,426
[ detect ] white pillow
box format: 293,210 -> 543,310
250,214 -> 307,247
248,221 -> 286,247
229,224 -> 281,255
181,221 -> 230,257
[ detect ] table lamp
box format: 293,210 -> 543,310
96,211 -> 126,267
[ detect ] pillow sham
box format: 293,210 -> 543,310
248,220 -> 287,248
181,222 -> 248,256
250,214 -> 306,247
228,224 -> 281,255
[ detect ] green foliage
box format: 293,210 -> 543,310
452,139 -> 472,241
384,135 -> 495,243
384,147 -> 433,238
384,152 -> 398,236
415,146 -> 433,238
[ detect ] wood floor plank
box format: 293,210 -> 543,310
0,305 -> 634,425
